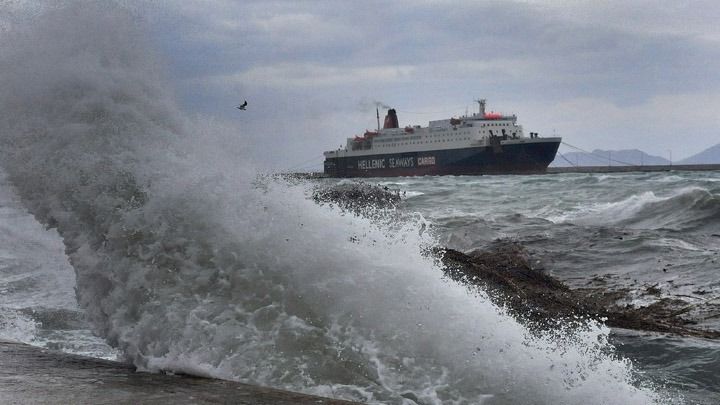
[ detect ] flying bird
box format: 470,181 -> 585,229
236,100 -> 248,110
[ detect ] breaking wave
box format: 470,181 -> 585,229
561,187 -> 720,232
0,3 -> 667,404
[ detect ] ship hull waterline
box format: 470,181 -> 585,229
324,140 -> 561,178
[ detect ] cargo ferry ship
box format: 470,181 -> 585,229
323,99 -> 561,177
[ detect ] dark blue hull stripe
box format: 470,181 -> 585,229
323,142 -> 561,177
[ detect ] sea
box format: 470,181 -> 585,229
2,167 -> 720,404
1,3 -> 719,405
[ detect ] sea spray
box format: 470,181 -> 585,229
0,2 -> 667,404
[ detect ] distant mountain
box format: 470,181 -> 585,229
551,149 -> 670,167
678,143 -> 720,164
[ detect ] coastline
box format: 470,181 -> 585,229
547,163 -> 720,173
288,163 -> 720,179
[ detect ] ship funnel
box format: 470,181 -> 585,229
476,99 -> 486,116
383,108 -> 399,129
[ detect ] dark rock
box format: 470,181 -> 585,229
439,242 -> 720,339
312,182 -> 401,213
644,285 -> 662,296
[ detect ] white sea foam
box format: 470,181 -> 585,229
0,309 -> 39,344
0,2 -> 669,404
403,190 -> 426,198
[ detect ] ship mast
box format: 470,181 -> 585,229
376,107 -> 380,132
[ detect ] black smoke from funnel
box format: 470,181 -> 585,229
375,100 -> 391,110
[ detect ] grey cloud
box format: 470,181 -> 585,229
147,1 -> 720,165
158,1 -> 720,103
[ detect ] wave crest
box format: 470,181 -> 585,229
566,187 -> 720,231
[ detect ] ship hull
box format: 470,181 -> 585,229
324,140 -> 560,178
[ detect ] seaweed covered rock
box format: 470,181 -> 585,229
312,182 -> 401,213
440,241 -> 590,325
440,241 -> 720,339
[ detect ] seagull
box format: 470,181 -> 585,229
236,100 -> 248,110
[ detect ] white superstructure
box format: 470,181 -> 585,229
324,99 -> 550,159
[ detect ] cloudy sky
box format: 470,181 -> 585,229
13,1 -> 720,169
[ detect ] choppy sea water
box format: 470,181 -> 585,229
385,172 -> 720,308
0,2 -> 718,404
378,171 -> 720,403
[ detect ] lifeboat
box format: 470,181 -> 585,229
364,130 -> 378,138
404,126 -> 414,133
449,118 -> 462,126
484,112 -> 502,119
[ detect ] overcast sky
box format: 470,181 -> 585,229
13,1 -> 720,170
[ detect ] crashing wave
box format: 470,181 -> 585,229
0,3 -> 668,404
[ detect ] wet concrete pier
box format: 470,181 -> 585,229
0,340 -> 358,404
